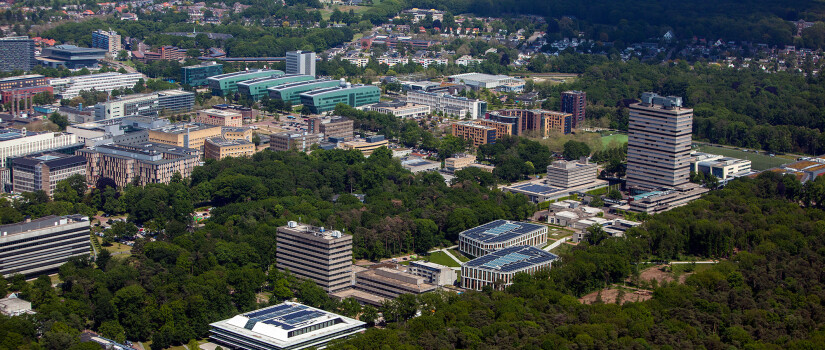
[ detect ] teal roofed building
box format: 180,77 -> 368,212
207,69 -> 282,96
237,74 -> 314,100
299,84 -> 380,114
267,79 -> 341,104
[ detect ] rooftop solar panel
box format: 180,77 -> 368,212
465,246 -> 558,272
460,220 -> 545,244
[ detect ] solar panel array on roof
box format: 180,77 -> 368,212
460,220 -> 545,244
514,183 -> 564,195
465,246 -> 558,272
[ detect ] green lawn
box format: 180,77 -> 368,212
550,243 -> 573,255
427,251 -> 461,267
448,249 -> 470,262
697,145 -> 789,170
600,134 -> 628,149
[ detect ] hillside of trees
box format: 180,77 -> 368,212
534,56 -> 825,155
330,172 -> 825,349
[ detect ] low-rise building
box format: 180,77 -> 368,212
209,302 -> 365,350
237,74 -> 314,101
195,108 -> 243,127
203,138 -> 255,160
445,154 -> 476,172
448,73 -> 525,92
488,109 -> 573,136
308,116 -> 354,140
207,69 -> 283,96
39,45 -> 106,69
458,219 -> 547,258
270,132 -> 324,152
267,79 -> 341,104
451,121 -> 496,147
11,153 -> 86,197
461,246 -> 558,291
407,260 -> 456,286
628,183 -> 710,214
401,157 -> 440,173
365,100 -> 431,118
147,123 -> 223,152
338,135 -> 388,156
354,266 -> 437,300
49,72 -> 143,100
406,91 -> 487,119
0,297 -> 32,316
299,84 -> 381,114
690,152 -> 753,181
78,142 -> 199,188
546,158 -> 598,188
181,62 -> 223,87
0,215 -> 90,278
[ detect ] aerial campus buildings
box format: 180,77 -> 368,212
78,142 -> 200,188
237,74 -> 314,100
209,302 -> 365,350
406,90 -> 487,119
267,79 -> 341,104
461,246 -> 558,291
458,220 -> 548,258
502,158 -> 607,203
48,72 -> 144,100
181,62 -> 223,87
299,84 -> 380,114
10,153 -> 86,197
208,69 -> 283,96
0,215 -> 91,278
623,92 -> 709,213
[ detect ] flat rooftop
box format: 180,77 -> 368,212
206,137 -> 252,147
464,246 -> 558,272
300,84 -> 375,96
268,79 -> 337,91
208,69 -> 282,81
236,74 -> 308,86
449,73 -> 522,83
0,75 -> 44,82
151,123 -> 220,134
509,182 -> 567,195
460,219 -> 545,244
199,108 -> 241,117
0,215 -> 88,238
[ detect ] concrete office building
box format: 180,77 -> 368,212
561,90 -> 586,129
209,302 -> 365,350
408,260 -> 457,286
690,152 -> 753,181
148,123 -> 223,152
237,74 -> 314,101
448,73 -> 525,92
0,215 -> 90,278
487,109 -> 573,136
78,142 -> 199,188
0,37 -> 36,72
66,115 -> 170,144
546,158 -> 598,188
195,108 -> 243,127
0,129 -> 79,170
476,119 -> 514,138
181,62 -> 223,87
276,221 -> 353,293
157,90 -> 195,114
270,132 -> 324,152
286,50 -> 316,77
339,135 -> 388,156
207,69 -> 282,96
267,79 -> 340,104
49,72 -> 144,100
461,246 -> 558,291
354,267 -> 437,300
91,29 -> 122,56
95,93 -> 159,120
458,220 -> 548,258
203,138 -> 254,160
365,100 -> 431,118
307,116 -> 353,140
39,45 -> 107,69
626,93 -> 694,192
451,121 -> 496,147
11,153 -> 86,197
299,84 -> 380,114
406,91 -> 487,119
628,183 -> 709,214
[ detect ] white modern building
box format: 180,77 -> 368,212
0,215 -> 90,278
407,260 -> 457,286
458,220 -> 548,258
461,246 -> 558,291
448,73 -> 525,92
546,158 -> 599,188
405,90 -> 487,119
365,100 -> 430,118
49,72 -> 144,100
0,129 -> 78,169
209,302 -> 365,350
286,50 -> 316,77
690,152 -> 753,181
94,93 -> 159,120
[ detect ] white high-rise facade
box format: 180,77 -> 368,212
285,50 -> 316,77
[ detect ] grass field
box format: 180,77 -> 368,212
697,145 -> 789,170
550,243 -> 573,256
600,134 -> 628,149
448,249 -> 470,262
427,251 -> 460,267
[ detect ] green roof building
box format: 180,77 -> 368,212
237,74 -> 314,101
299,84 -> 381,114
181,62 -> 223,87
267,79 -> 342,104
207,69 -> 283,96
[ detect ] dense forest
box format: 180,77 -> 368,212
329,172 -> 825,349
534,56 -> 825,155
